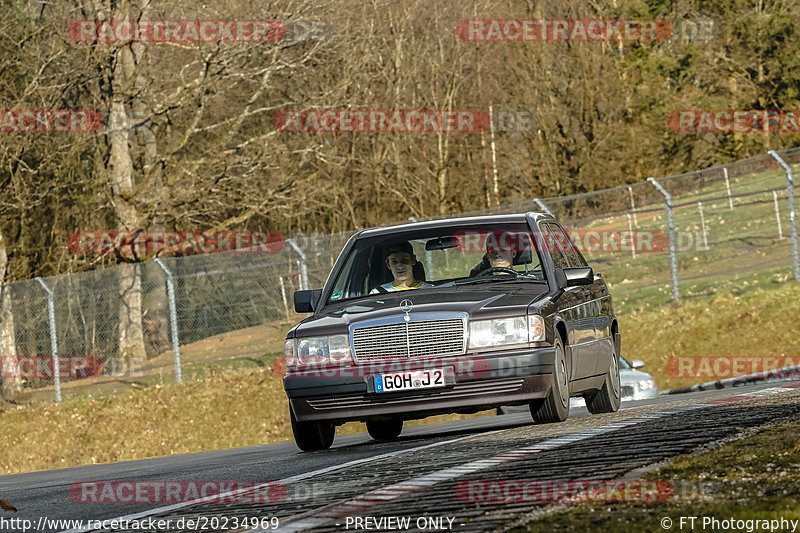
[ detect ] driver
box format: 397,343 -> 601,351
469,238 -> 517,277
370,242 -> 433,293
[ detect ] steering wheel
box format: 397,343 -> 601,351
475,266 -> 518,277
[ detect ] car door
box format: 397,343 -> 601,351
541,223 -> 595,381
550,223 -> 613,376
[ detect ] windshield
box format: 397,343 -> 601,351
326,222 -> 546,303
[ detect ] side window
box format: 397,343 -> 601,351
552,224 -> 588,267
541,224 -> 570,270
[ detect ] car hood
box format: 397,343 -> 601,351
291,283 -> 550,337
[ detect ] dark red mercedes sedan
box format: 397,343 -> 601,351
283,213 -> 621,451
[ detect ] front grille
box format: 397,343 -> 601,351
621,385 -> 635,398
352,318 -> 464,361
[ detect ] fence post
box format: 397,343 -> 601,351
773,191 -> 784,240
723,167 -> 733,211
534,198 -> 555,218
768,150 -> 800,282
628,186 -> 638,226
424,249 -> 435,280
154,259 -> 182,383
35,277 -> 61,403
488,103 -> 500,207
698,202 -> 708,250
279,276 -> 290,319
626,213 -> 636,260
286,239 -> 309,291
648,177 -> 680,301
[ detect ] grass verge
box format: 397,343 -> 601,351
513,421 -> 800,532
623,283 -> 800,391
0,366 -> 491,475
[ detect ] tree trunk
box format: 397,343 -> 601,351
117,263 -> 146,373
0,229 -> 22,396
109,57 -> 146,372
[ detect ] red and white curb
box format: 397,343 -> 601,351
259,385 -> 798,532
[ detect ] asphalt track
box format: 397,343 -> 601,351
2,381 -> 799,533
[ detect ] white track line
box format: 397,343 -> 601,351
260,386 -> 797,532
58,431 -> 499,533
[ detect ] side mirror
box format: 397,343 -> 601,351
556,267 -> 594,288
294,289 -> 322,313
631,359 -> 645,369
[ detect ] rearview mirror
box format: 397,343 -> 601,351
631,359 -> 645,369
294,289 -> 322,313
426,236 -> 458,251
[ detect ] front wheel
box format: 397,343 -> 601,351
290,407 -> 335,451
531,337 -> 569,423
585,348 -> 621,414
366,418 -> 403,441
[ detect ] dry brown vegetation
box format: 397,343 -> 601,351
2,0 -> 800,281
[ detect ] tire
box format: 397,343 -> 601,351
531,336 -> 570,423
585,346 -> 621,414
290,407 -> 335,451
366,418 -> 403,441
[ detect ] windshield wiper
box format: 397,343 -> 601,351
453,276 -> 545,286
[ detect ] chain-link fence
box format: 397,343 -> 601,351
1,148 -> 798,403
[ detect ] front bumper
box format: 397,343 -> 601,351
621,386 -> 660,401
284,347 -> 555,423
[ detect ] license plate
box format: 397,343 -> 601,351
374,369 -> 446,393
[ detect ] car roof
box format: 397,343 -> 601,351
356,212 -> 555,239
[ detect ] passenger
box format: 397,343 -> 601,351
370,242 -> 433,293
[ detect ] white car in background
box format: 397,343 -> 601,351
498,356 -> 658,415
616,356 -> 659,401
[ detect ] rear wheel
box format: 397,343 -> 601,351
366,418 -> 403,441
531,337 -> 569,423
585,346 -> 621,414
290,407 -> 335,451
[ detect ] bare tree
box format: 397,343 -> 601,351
0,229 -> 21,396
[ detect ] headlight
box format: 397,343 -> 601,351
469,315 -> 544,349
294,334 -> 352,367
636,379 -> 655,391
